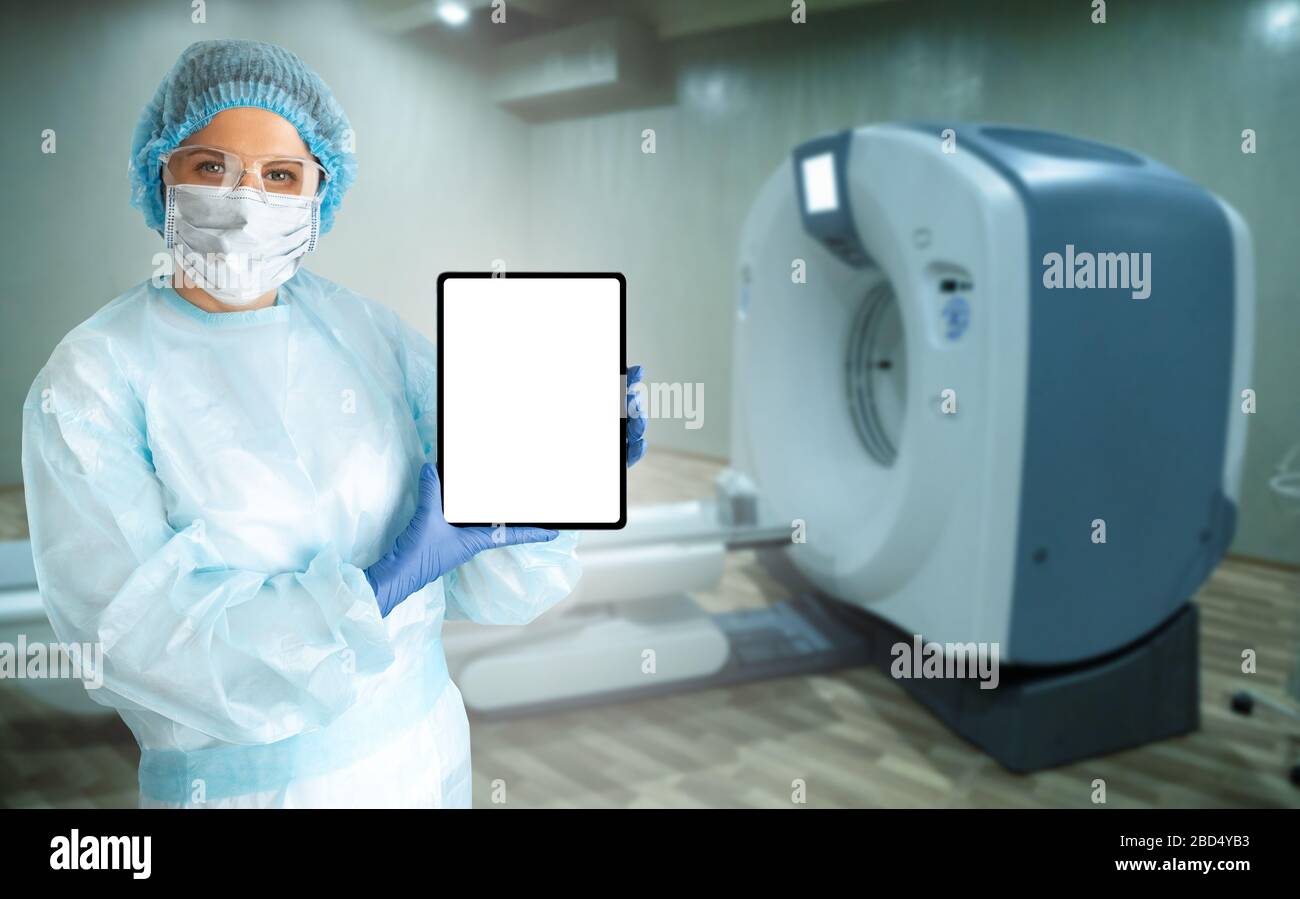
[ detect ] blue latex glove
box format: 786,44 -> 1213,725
627,364 -> 647,468
365,464 -> 558,618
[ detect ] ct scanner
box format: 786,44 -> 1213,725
442,123 -> 1254,771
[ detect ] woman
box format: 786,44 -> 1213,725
21,39 -> 647,808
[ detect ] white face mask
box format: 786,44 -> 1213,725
165,184 -> 319,305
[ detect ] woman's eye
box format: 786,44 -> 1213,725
265,169 -> 295,183
196,161 -> 225,175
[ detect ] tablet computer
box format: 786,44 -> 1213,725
437,272 -> 627,530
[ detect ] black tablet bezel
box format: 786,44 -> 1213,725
436,271 -> 628,530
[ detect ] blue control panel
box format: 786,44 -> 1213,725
942,294 -> 970,340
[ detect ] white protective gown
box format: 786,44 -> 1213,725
21,270 -> 581,808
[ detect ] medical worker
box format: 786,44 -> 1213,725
21,39 -> 648,808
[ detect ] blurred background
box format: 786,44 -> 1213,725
1,0 -> 1298,808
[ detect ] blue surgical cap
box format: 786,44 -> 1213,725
129,39 -> 357,235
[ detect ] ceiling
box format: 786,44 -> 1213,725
617,0 -> 899,39
364,0 -> 900,44
360,0 -> 902,118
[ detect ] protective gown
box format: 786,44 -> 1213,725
21,269 -> 582,808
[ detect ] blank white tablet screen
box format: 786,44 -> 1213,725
440,275 -> 624,526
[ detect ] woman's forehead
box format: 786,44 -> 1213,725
181,107 -> 311,158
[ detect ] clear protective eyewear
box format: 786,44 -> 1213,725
161,145 -> 329,202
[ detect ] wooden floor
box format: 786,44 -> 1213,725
2,452 -> 1298,808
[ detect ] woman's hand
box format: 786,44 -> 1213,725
627,364 -> 647,468
365,464 -> 558,618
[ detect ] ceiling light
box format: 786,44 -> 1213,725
436,2 -> 470,27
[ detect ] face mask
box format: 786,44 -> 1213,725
165,184 -> 319,305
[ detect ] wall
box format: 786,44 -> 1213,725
0,0 -> 532,483
519,0 -> 1300,564
2,0 -> 1297,564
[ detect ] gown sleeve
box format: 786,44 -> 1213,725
394,315 -> 583,626
21,335 -> 395,745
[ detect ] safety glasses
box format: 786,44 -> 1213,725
160,145 -> 329,202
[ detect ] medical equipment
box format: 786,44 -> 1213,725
442,123 -> 1254,771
